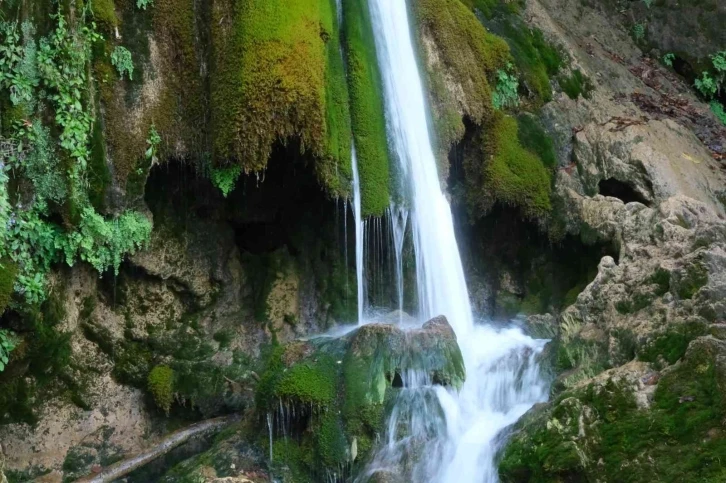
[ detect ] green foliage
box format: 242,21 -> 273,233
694,51 -> 725,99
147,365 -> 175,414
676,262 -> 708,300
110,46 -> 133,80
20,120 -> 67,203
712,101 -> 726,126
211,165 -> 241,198
695,71 -> 718,98
0,328 -> 17,372
632,23 -> 646,41
638,320 -> 707,365
0,21 -> 39,108
642,0 -> 654,8
343,0 -> 391,216
275,356 -> 337,406
136,0 -> 154,9
492,63 -> 520,110
558,69 -> 593,100
662,52 -> 675,67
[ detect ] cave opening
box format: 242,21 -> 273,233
598,177 -> 651,206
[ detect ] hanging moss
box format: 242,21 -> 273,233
91,0 -> 118,35
342,0 -> 391,216
211,0 -> 352,198
465,113 -> 551,221
411,0 -> 510,159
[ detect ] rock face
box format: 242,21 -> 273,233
497,0 -> 726,479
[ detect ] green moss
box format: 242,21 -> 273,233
316,411 -> 349,467
482,12 -> 562,105
0,258 -> 18,311
503,337 -> 726,482
147,364 -> 175,414
558,69 -> 593,100
275,356 -> 337,406
638,320 -> 708,365
676,262 -> 708,300
412,0 -> 510,160
516,113 -> 556,169
342,0 -> 391,216
91,0 -> 118,34
211,0 -> 352,198
650,267 -> 671,296
469,113 -> 552,220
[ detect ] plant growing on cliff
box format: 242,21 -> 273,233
145,124 -> 161,163
662,53 -> 675,68
632,23 -> 646,41
211,165 -> 241,198
110,46 -> 133,80
0,329 -> 17,372
695,51 -> 725,99
711,101 -> 726,126
492,63 -> 520,110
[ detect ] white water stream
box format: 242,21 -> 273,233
355,1 -> 551,481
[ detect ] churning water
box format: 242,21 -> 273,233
353,1 -> 551,481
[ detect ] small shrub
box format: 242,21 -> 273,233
136,0 -> 154,9
632,23 -> 646,41
110,46 -> 133,80
148,365 -> 175,414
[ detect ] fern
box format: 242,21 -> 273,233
695,72 -> 717,99
110,46 -> 134,80
211,165 -> 242,198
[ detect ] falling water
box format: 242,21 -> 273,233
351,146 -> 365,324
389,204 -> 408,320
360,0 -> 550,481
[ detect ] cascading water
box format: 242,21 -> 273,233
357,1 -> 551,481
351,146 -> 365,324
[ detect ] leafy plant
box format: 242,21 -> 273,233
0,21 -> 39,107
110,45 -> 133,80
136,0 -> 154,9
211,165 -> 242,198
492,63 -> 520,110
145,124 -> 161,162
695,72 -> 718,99
662,53 -> 675,68
0,329 -> 17,372
711,101 -> 726,126
632,23 -> 646,41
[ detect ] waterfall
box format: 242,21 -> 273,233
351,146 -> 366,324
359,0 -> 550,481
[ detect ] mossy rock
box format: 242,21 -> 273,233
464,112 -> 552,221
255,315 -> 465,480
501,336 -> 726,482
148,364 -> 175,414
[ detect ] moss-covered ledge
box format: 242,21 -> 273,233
210,0 -> 353,199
